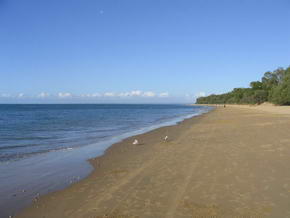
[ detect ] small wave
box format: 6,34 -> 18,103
0,146 -> 75,163
0,143 -> 43,150
0,105 -> 213,163
0,136 -> 54,141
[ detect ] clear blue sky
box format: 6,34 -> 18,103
0,0 -> 290,103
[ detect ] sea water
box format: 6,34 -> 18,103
0,104 -> 212,217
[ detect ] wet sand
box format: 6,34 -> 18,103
17,106 -> 290,218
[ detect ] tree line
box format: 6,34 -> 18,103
196,66 -> 290,105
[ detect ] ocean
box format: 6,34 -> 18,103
0,104 -> 212,217
0,104 -> 211,162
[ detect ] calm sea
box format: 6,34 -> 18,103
0,104 -> 212,217
0,104 -> 211,162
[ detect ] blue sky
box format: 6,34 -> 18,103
0,0 -> 290,103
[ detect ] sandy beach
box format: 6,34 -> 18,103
17,106 -> 290,218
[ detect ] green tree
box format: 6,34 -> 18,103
250,81 -> 263,90
196,66 -> 290,105
271,68 -> 290,105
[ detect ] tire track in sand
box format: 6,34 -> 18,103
106,131 -> 207,216
165,122 -> 216,218
90,122 -> 210,217
80,127 -> 200,216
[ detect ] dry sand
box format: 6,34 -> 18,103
17,106 -> 290,218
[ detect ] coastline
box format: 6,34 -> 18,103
0,106 -> 212,218
17,105 -> 290,217
14,109 -> 213,218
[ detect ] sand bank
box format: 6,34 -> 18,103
17,106 -> 290,218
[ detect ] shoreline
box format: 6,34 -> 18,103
88,107 -> 214,172
17,105 -> 290,217
0,106 -> 212,218
15,109 -> 214,218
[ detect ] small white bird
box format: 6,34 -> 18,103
164,136 -> 169,141
133,139 -> 139,145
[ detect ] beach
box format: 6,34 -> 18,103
0,104 -> 210,218
17,106 -> 290,218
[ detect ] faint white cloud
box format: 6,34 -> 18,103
159,92 -> 169,97
185,94 -> 193,99
195,92 -> 206,98
38,92 -> 50,98
0,93 -> 11,98
79,93 -> 102,98
17,93 -> 24,98
109,91 -> 165,98
91,93 -> 102,97
79,94 -> 89,98
58,92 -> 72,98
184,92 -> 206,102
118,90 -> 143,97
104,92 -> 115,97
118,92 -> 130,97
143,91 -> 156,97
130,90 -> 142,96
0,90 -> 173,100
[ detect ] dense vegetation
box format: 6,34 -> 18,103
196,66 -> 290,105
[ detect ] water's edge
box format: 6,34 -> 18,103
0,106 -> 214,218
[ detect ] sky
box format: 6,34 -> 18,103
0,0 -> 290,103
